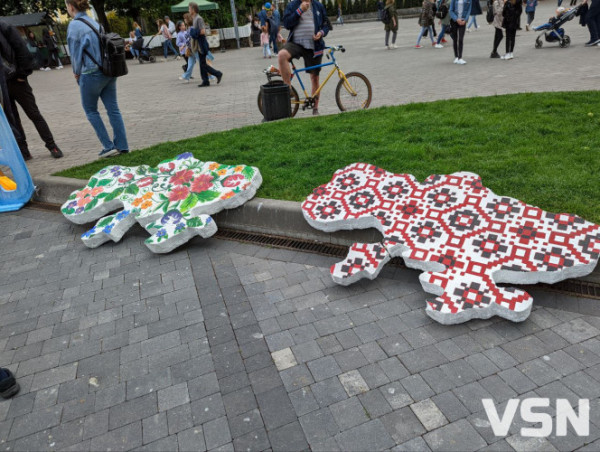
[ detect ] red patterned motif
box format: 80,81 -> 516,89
302,164 -> 600,324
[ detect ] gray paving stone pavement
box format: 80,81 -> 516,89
0,207 -> 599,451
8,2 -> 599,181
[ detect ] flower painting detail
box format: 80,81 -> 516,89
62,154 -> 262,253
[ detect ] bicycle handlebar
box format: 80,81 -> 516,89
327,45 -> 345,53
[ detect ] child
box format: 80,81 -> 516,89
525,0 -> 537,30
416,0 -> 435,47
0,368 -> 19,399
261,25 -> 271,58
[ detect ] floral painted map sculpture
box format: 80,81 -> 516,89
302,163 -> 600,324
62,153 -> 262,253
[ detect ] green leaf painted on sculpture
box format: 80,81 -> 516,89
85,197 -> 99,211
179,194 -> 198,213
126,184 -> 139,196
97,216 -> 114,227
88,177 -> 98,188
105,187 -> 125,201
196,190 -> 220,203
187,217 -> 204,228
97,179 -> 111,187
242,166 -> 254,180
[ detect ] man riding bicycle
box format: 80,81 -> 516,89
278,0 -> 330,115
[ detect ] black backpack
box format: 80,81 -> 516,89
486,0 -> 494,23
382,7 -> 392,25
436,3 -> 448,19
77,18 -> 128,78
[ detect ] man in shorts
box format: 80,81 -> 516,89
278,0 -> 330,115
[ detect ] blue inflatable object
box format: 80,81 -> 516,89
0,106 -> 35,212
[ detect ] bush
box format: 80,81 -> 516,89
106,12 -> 131,37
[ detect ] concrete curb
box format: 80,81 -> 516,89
33,175 -> 600,286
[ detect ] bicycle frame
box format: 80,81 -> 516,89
289,48 -> 357,102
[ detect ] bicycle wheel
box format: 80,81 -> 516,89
257,82 -> 300,118
335,72 -> 372,112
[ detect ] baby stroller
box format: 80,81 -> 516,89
534,5 -> 581,48
132,36 -> 157,63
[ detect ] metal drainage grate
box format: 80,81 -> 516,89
26,202 -> 600,301
216,228 -> 600,301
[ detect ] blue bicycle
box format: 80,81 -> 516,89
257,45 -> 372,117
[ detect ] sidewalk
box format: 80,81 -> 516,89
16,2 -> 599,180
0,207 -> 599,451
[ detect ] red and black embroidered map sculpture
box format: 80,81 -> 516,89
302,163 -> 600,325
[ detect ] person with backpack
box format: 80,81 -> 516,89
449,0 -> 472,63
0,20 -> 64,160
383,0 -> 398,49
501,0 -> 522,59
435,0 -> 451,47
524,0 -> 537,30
490,0 -> 505,57
416,0 -> 436,47
66,0 -> 129,157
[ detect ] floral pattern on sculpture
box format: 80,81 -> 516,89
61,154 -> 262,253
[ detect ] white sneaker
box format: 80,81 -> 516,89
178,76 -> 189,82
501,53 -> 508,59
458,58 -> 466,64
467,28 -> 471,33
509,53 -> 514,59
391,44 -> 398,49
453,57 -> 459,64
57,65 -> 64,69
386,45 -> 391,49
434,43 -> 443,48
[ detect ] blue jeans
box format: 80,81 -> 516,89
417,26 -> 434,44
182,51 -> 198,79
437,24 -> 448,44
130,48 -> 140,59
468,15 -> 478,28
163,39 -> 178,58
79,71 -> 128,152
269,33 -> 278,53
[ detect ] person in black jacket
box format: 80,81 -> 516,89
501,0 -> 522,59
42,28 -> 63,69
0,20 -> 63,160
0,53 -> 23,147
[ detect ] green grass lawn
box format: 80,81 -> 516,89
56,91 -> 600,223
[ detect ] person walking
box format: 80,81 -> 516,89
189,2 -> 223,87
524,0 -> 537,29
384,0 -> 399,48
179,15 -> 197,81
42,28 -> 63,69
66,0 -> 129,157
0,20 -> 63,160
133,21 -> 143,40
156,19 -> 179,60
435,0 -> 451,47
490,0 -> 504,56
416,0 -> 436,47
261,24 -> 272,58
337,3 -> 344,24
467,0 -> 483,30
265,3 -> 282,53
583,0 -> 600,45
501,0 -> 522,58
449,0 -> 472,63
